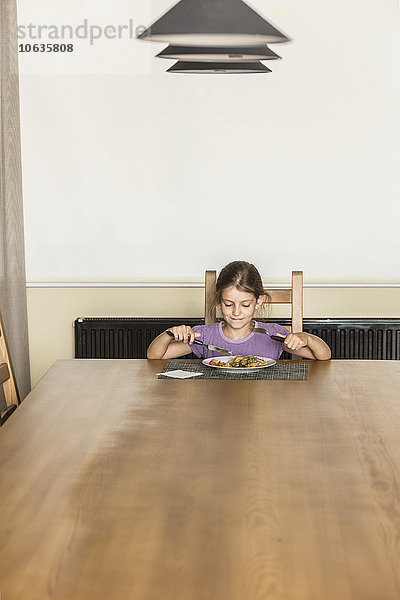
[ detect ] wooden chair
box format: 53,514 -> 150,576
205,269 -> 303,332
0,311 -> 20,426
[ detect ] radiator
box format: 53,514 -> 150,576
74,318 -> 400,360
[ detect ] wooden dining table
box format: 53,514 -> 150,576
0,358 -> 399,600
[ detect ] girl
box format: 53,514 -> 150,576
147,261 -> 331,361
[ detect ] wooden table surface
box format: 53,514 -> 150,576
0,359 -> 399,600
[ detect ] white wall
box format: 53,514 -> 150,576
18,0 -> 400,283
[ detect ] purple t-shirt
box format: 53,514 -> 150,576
189,321 -> 289,360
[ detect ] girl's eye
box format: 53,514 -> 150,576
224,303 -> 232,307
242,304 -> 251,308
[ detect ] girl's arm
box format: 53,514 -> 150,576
278,332 -> 331,360
147,325 -> 201,359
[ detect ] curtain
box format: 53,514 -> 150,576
0,0 -> 30,401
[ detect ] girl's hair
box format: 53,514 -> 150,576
216,261 -> 271,306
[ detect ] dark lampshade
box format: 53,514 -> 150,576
156,44 -> 281,62
166,61 -> 272,74
137,0 -> 290,45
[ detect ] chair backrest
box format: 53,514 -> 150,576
0,311 -> 20,426
204,270 -> 303,332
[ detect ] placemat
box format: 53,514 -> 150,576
158,361 -> 308,381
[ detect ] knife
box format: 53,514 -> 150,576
166,330 -> 232,355
252,327 -> 287,343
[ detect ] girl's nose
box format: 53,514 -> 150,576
232,305 -> 241,316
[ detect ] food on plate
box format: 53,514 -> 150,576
209,359 -> 227,367
209,355 -> 270,368
228,355 -> 269,368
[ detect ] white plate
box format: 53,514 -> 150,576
202,356 -> 276,372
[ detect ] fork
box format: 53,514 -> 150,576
252,327 -> 287,343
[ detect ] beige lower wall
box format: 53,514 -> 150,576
26,286 -> 400,388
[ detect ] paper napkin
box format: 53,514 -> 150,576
157,370 -> 203,379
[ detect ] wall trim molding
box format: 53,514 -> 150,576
26,282 -> 400,289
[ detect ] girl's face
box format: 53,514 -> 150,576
219,286 -> 265,332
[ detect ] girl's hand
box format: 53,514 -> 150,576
282,332 -> 310,351
281,332 -> 331,360
166,326 -> 201,345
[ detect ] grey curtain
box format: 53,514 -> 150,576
0,0 -> 30,401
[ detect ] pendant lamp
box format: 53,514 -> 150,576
156,44 -> 281,62
137,0 -> 291,46
166,61 -> 272,74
